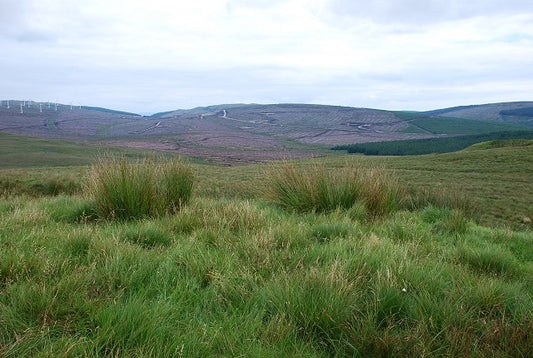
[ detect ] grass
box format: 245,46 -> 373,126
0,194 -> 531,357
1,139 -> 531,229
0,137 -> 532,355
0,132 -> 159,169
87,156 -> 193,220
262,162 -> 410,218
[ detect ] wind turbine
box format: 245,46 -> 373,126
7,100 -> 10,109
20,103 -> 23,114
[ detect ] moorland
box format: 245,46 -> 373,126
0,101 -> 532,357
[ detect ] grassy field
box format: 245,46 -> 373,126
0,132 -> 161,169
3,135 -> 530,229
0,135 -> 532,356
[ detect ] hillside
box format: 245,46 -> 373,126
1,100 -> 531,164
427,101 -> 533,126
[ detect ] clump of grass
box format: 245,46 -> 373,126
263,162 -> 405,218
0,171 -> 82,198
29,177 -> 79,196
262,163 -> 356,213
87,157 -> 193,220
360,168 -> 406,218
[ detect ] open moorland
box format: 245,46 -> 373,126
0,131 -> 532,356
1,100 -> 532,164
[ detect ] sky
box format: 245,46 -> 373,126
1,0 -> 532,114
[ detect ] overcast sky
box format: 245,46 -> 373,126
1,0 -> 532,114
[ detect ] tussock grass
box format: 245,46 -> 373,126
87,156 -> 193,220
263,162 -> 405,218
262,163 -> 360,213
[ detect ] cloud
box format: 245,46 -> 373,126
0,0 -> 532,112
325,0 -> 533,25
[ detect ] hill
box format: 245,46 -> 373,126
426,101 -> 533,127
1,100 -> 531,164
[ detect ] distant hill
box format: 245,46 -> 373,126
80,106 -> 140,116
426,101 -> 533,127
1,100 -> 531,164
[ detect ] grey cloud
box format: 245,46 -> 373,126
326,0 -> 533,25
16,31 -> 55,43
0,1 -> 32,35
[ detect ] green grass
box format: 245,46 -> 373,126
87,157 -> 193,220
0,132 -> 159,169
262,162 -> 362,214
0,136 -> 532,355
0,193 -> 531,357
0,140 -> 532,356
1,139 -> 531,229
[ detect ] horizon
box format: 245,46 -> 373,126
1,98 -> 532,117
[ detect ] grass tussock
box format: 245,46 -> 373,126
87,156 -> 193,220
263,162 -> 405,218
